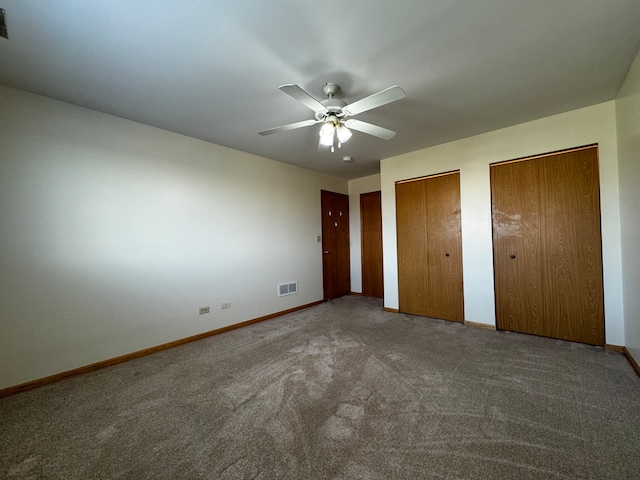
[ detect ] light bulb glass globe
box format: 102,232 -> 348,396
319,122 -> 334,137
337,125 -> 352,143
319,121 -> 335,146
319,130 -> 334,146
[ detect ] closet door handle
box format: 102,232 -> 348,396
445,253 -> 450,257
510,255 -> 516,259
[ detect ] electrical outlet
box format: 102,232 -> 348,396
221,302 -> 231,309
199,306 -> 210,315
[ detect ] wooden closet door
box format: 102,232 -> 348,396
396,180 -> 429,316
396,172 -> 464,322
491,160 -> 544,335
361,191 -> 384,298
491,146 -> 604,346
539,148 -> 604,345
425,173 -> 464,322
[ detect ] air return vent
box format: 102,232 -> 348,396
277,281 -> 298,297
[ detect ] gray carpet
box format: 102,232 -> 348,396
1,296 -> 639,479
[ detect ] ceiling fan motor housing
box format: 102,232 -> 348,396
317,100 -> 346,121
317,83 -> 346,121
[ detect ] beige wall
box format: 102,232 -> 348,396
380,101 -> 624,345
616,48 -> 640,364
0,85 -> 347,389
348,174 -> 382,293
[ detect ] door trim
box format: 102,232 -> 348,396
489,143 -> 597,167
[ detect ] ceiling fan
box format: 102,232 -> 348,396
259,82 -> 406,151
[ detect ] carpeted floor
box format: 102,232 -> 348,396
1,296 -> 639,479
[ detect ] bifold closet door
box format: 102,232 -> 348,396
491,160 -> 544,335
396,172 -> 464,322
491,146 -> 604,345
425,173 -> 464,322
396,179 -> 429,316
539,148 -> 604,344
361,191 -> 384,298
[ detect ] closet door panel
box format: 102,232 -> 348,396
396,180 -> 429,316
539,148 -> 604,345
426,173 -> 464,322
361,191 -> 384,298
491,161 -> 543,335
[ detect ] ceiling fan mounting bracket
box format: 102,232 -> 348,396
322,82 -> 340,97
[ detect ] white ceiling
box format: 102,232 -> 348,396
1,1 -> 640,179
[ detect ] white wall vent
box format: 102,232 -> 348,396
277,281 -> 298,297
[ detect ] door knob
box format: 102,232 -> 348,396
445,253 -> 450,257
324,251 -> 329,254
510,255 -> 516,259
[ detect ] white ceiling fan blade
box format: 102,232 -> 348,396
279,84 -> 327,114
344,119 -> 396,140
259,119 -> 321,136
342,86 -> 406,117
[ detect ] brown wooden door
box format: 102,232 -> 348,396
396,172 -> 464,322
491,146 -> 604,345
491,160 -> 544,335
360,191 -> 384,298
321,190 -> 350,300
539,148 -> 604,344
425,173 -> 464,322
396,179 -> 429,316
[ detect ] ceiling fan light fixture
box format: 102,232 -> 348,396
319,134 -> 334,146
319,122 -> 334,137
319,127 -> 334,146
336,124 -> 352,143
